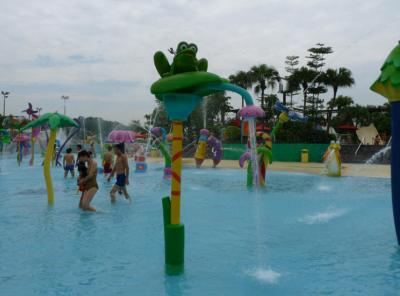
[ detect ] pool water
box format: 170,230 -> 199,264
0,156 -> 399,295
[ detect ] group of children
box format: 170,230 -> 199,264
62,143 -> 131,212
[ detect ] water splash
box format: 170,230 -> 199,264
365,145 -> 391,164
145,108 -> 159,155
182,139 -> 197,153
317,184 -> 332,192
97,118 -> 104,149
81,117 -> 86,141
247,117 -> 259,187
58,128 -> 67,146
246,267 -> 281,284
299,207 -> 347,224
203,96 -> 207,129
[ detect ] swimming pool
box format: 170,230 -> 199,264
0,156 -> 398,295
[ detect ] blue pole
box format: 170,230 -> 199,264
391,101 -> 400,244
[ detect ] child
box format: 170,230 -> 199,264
76,144 -> 82,153
77,161 -> 87,209
75,144 -> 82,166
103,145 -> 113,176
108,143 -> 130,202
77,150 -> 98,211
63,148 -> 75,178
90,142 -> 96,158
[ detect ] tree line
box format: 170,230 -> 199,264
137,43 -> 389,144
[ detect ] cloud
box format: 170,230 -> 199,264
32,54 -> 103,68
0,0 -> 399,123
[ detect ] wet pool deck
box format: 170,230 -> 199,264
147,157 -> 391,179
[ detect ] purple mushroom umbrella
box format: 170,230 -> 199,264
107,130 -> 136,143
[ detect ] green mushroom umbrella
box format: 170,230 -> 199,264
371,41 -> 400,244
22,112 -> 79,205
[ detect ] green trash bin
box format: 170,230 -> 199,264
301,149 -> 309,163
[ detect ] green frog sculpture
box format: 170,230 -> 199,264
151,41 -> 225,96
150,41 -> 264,272
154,41 -> 208,76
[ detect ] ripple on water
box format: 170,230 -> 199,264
0,157 -> 395,295
298,207 -> 348,224
245,267 -> 282,284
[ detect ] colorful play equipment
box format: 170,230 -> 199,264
3,115 -> 29,134
107,130 -> 135,143
0,129 -> 11,145
239,131 -> 272,187
55,119 -> 81,166
194,129 -> 209,167
29,124 -> 41,166
272,101 -> 308,137
107,130 -> 147,172
13,133 -> 30,166
22,103 -> 41,166
370,41 -> 400,244
151,127 -> 172,179
207,134 -> 222,168
151,41 -> 263,272
22,103 -> 39,119
132,143 -> 147,173
322,141 -> 341,177
194,129 -> 223,168
135,155 -> 147,173
3,115 -> 30,165
22,112 -> 79,205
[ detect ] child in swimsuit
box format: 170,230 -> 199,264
108,143 -> 130,202
63,148 -> 75,178
103,145 -> 113,175
75,144 -> 82,166
77,161 -> 87,209
77,150 -> 98,211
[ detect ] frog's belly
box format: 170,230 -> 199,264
173,57 -> 197,73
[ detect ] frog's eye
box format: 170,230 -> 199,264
177,42 -> 189,52
189,44 -> 198,53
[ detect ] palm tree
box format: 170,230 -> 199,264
324,68 -> 355,103
206,92 -> 232,125
22,112 -> 79,204
324,67 -> 355,125
248,64 -> 280,109
287,66 -> 316,115
327,95 -> 354,115
229,71 -> 252,107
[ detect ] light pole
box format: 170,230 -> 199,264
37,107 -> 42,116
61,95 -> 69,115
1,91 -> 10,116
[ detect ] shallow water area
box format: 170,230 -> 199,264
0,155 -> 399,295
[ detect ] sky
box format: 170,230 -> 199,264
0,0 -> 399,124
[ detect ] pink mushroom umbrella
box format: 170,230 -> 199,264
107,130 -> 136,143
13,133 -> 30,143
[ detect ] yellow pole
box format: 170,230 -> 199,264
170,121 -> 183,224
44,129 -> 57,205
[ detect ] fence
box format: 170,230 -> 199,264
222,143 -> 329,163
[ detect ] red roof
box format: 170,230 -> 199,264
227,119 -> 271,133
337,124 -> 357,130
229,119 -> 241,127
135,133 -> 147,139
256,124 -> 271,132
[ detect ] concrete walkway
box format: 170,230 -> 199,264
147,157 -> 390,178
